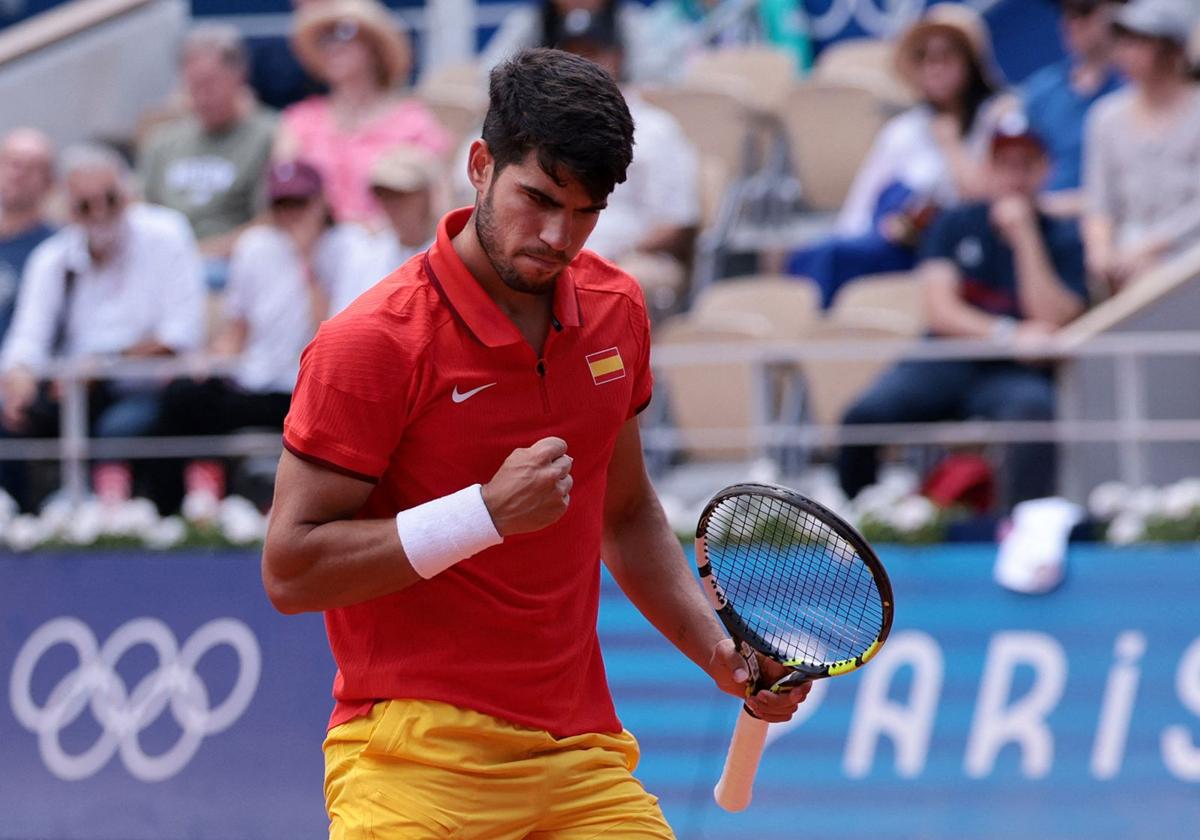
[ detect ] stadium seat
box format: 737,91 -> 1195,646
778,81 -> 892,212
650,314 -> 788,466
684,44 -> 798,114
415,61 -> 486,145
638,85 -> 764,194
829,271 -> 925,336
812,38 -> 915,109
691,274 -> 821,338
794,318 -> 918,430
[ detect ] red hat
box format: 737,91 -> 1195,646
267,160 -> 323,201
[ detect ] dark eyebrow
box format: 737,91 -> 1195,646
520,184 -> 563,208
520,183 -> 606,213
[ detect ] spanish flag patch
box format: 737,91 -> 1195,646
586,347 -> 626,385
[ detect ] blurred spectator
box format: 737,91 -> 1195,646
483,0 -> 812,84
0,129 -> 57,345
275,0 -> 452,225
330,146 -> 440,314
1024,0 -> 1126,217
248,0 -> 329,111
1083,0 -> 1200,296
0,144 -> 205,507
1192,18 -> 1200,79
637,0 -> 813,79
550,9 -> 701,313
837,116 -> 1087,511
481,0 -> 654,81
139,24 -> 277,290
787,4 -> 1011,308
160,160 -> 350,503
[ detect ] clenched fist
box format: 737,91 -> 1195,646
481,437 -> 574,536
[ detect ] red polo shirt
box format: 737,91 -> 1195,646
283,207 -> 653,737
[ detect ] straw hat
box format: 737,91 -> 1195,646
369,145 -> 441,193
894,3 -> 1005,93
1113,0 -> 1196,47
292,0 -> 411,88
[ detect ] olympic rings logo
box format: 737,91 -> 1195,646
8,617 -> 261,782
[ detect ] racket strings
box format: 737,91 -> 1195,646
706,494 -> 884,666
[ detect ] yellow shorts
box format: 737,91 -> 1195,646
323,698 -> 675,840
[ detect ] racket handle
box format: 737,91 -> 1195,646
713,709 -> 770,812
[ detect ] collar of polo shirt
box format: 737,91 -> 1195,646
424,207 -> 583,348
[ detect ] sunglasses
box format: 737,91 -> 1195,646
1062,3 -> 1101,20
318,20 -> 360,47
74,189 -> 120,218
270,196 -> 315,211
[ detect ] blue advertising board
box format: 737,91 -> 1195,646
3,544 -> 1200,839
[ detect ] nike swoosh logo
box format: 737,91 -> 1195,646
451,382 -> 497,404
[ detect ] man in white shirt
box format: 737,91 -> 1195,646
0,143 -> 205,506
329,146 -> 440,315
550,12 -> 702,314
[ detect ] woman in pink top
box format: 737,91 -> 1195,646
276,0 -> 452,226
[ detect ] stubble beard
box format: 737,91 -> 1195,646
475,186 -> 559,296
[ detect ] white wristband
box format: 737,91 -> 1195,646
395,484 -> 503,579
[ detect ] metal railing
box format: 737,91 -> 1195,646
0,356 -> 282,505
4,330 -> 1198,506
645,330 -> 1200,489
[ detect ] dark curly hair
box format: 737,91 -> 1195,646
482,48 -> 635,201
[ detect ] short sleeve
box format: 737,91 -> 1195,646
283,317 -> 411,481
626,296 -> 653,419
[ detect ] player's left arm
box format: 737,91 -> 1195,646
601,418 -> 810,721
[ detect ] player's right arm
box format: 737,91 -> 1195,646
262,438 -> 573,614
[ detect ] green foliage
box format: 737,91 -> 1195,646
858,511 -> 949,545
1142,511 -> 1200,543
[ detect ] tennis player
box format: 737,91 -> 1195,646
262,48 -> 810,839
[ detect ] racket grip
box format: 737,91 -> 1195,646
713,709 -> 770,812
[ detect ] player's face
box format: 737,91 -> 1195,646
1061,3 -> 1112,59
989,144 -> 1048,198
182,50 -> 242,131
67,168 -> 128,251
1113,32 -> 1186,84
375,187 -> 433,247
913,32 -> 970,108
0,133 -> 53,212
470,144 -> 606,296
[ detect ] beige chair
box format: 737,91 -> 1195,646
795,318 -> 918,429
639,85 -> 762,195
684,45 -> 799,114
808,272 -> 925,428
830,271 -> 925,335
692,275 -> 821,338
812,38 -> 914,108
415,62 -> 487,145
652,314 -> 775,462
779,82 -> 891,212
416,61 -> 485,100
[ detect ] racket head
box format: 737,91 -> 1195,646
696,482 -> 893,681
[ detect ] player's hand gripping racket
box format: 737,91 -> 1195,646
697,483 -> 894,812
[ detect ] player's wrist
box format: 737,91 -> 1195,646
395,484 -> 504,579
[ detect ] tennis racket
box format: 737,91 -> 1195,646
696,482 -> 894,812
